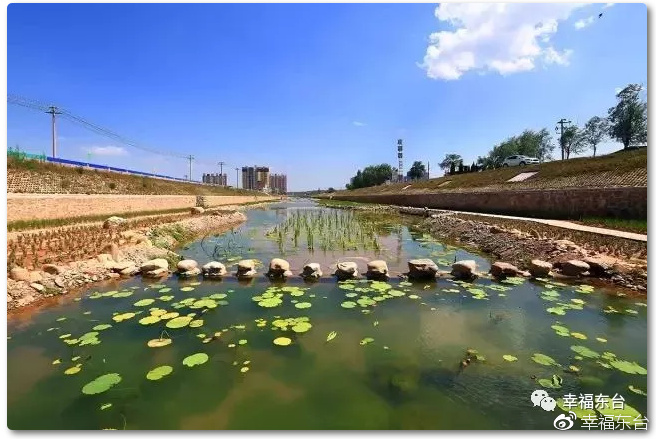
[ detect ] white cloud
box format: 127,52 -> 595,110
352,121 -> 366,127
420,3 -> 587,80
603,3 -> 615,9
86,145 -> 128,156
574,16 -> 595,30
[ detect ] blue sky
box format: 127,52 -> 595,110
7,3 -> 647,191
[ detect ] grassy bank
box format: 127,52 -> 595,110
8,156 -> 258,196
333,148 -> 647,195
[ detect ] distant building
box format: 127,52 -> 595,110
241,166 -> 269,191
202,173 -> 227,186
269,173 -> 287,194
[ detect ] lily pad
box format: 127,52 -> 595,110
158,295 -> 175,301
182,353 -> 209,367
112,291 -> 133,298
180,287 -> 195,292
134,299 -> 155,307
160,312 -> 179,320
139,315 -> 161,325
570,345 -> 600,359
360,337 -> 375,345
81,373 -> 122,395
189,319 -> 204,328
258,297 -> 283,308
628,385 -> 647,396
597,404 -> 642,426
294,302 -> 312,309
609,359 -> 647,375
273,337 -> 292,346
502,355 -> 518,362
64,365 -> 82,375
147,338 -> 172,348
596,337 -> 607,343
146,365 -> 173,380
570,332 -> 587,340
531,353 -> 558,366
556,398 -> 595,418
112,312 -> 136,322
166,316 -> 193,329
326,331 -> 337,342
291,322 -> 312,333
92,324 -> 112,331
546,307 -> 567,316
341,301 -> 357,309
100,403 -> 112,410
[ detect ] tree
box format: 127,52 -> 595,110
479,129 -> 554,168
346,164 -> 394,190
407,161 -> 426,180
581,116 -> 608,157
561,125 -> 587,159
607,83 -> 647,149
439,154 -> 462,171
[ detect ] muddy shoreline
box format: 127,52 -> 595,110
7,208 -> 251,313
317,201 -> 647,293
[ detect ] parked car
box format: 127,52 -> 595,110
502,155 -> 540,167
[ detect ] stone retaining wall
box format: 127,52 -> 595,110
328,187 -> 647,219
7,193 -> 278,222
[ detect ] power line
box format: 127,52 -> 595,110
8,93 -> 238,169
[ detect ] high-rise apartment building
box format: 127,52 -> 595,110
268,173 -> 287,194
202,173 -> 227,186
241,166 -> 269,191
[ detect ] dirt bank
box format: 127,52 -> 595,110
7,209 -> 247,312
418,212 -> 647,292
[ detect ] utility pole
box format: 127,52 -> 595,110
235,167 -> 239,188
46,106 -> 62,158
555,118 -> 571,161
427,161 -> 430,179
187,155 -> 194,181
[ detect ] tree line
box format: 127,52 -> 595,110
345,83 -> 646,189
440,83 -> 647,172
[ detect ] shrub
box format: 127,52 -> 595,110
60,179 -> 71,189
108,182 -> 117,190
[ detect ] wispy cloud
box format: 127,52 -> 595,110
352,121 -> 366,127
419,3 -> 587,80
574,16 -> 595,30
85,145 -> 128,156
603,3 -> 615,9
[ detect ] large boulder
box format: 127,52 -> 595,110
366,260 -> 389,280
407,259 -> 439,280
140,258 -> 169,277
451,260 -> 477,280
9,267 -> 30,282
583,256 -> 614,277
236,259 -> 257,279
529,259 -> 553,278
489,261 -> 520,279
202,261 -> 227,278
103,216 -> 127,229
301,263 -> 322,280
560,260 -> 590,277
191,206 -> 205,215
97,253 -> 113,265
41,264 -> 64,275
334,261 -> 358,280
177,259 -> 200,277
266,258 -> 292,278
29,271 -> 44,282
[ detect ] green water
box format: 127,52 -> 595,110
7,201 -> 647,430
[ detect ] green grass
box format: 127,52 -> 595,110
331,148 -> 647,195
578,217 -> 647,234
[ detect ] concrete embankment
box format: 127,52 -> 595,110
324,186 -> 646,220
7,193 -> 278,222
